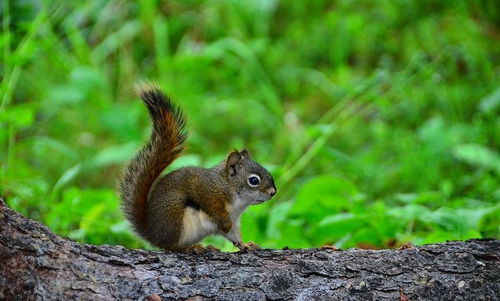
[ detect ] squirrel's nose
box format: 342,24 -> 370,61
267,186 -> 276,197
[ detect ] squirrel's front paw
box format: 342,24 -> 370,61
236,241 -> 261,252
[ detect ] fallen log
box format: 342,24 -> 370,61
0,198 -> 498,300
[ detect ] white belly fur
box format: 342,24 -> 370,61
178,208 -> 218,246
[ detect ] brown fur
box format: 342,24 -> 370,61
119,87 -> 186,240
145,167 -> 233,250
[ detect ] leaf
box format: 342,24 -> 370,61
455,206 -> 499,229
88,142 -> 140,168
274,219 -> 313,248
478,87 -> 500,114
0,105 -> 35,127
51,165 -> 82,198
420,207 -> 471,233
290,175 -> 359,222
453,144 -> 500,174
387,203 -> 431,223
33,137 -> 79,161
311,213 -> 366,245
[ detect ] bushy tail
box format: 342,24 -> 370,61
119,87 -> 187,237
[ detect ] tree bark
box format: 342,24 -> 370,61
0,198 -> 498,301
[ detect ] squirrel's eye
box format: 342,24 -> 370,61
247,174 -> 261,187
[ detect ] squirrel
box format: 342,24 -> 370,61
119,86 -> 277,253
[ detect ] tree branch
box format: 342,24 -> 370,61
0,198 -> 498,300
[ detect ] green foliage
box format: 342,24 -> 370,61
1,0 -> 498,251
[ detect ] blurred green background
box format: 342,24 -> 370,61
1,0 -> 499,251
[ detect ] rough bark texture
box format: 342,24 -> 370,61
0,198 -> 498,301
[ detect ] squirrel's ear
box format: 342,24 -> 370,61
240,149 -> 251,160
226,151 -> 242,176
